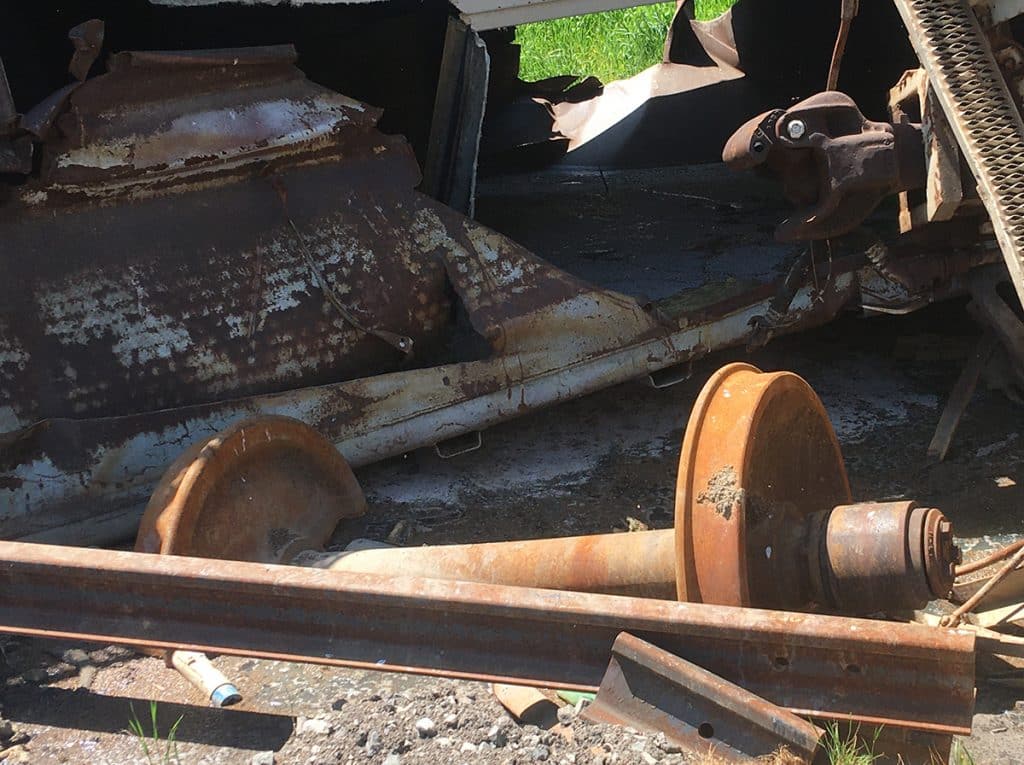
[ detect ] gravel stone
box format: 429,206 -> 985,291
414,718 -> 437,738
0,720 -> 13,740
77,665 -> 97,690
532,744 -> 550,761
486,724 -> 508,747
364,730 -> 381,754
298,718 -> 332,737
556,705 -> 575,725
62,649 -> 90,667
250,752 -> 274,765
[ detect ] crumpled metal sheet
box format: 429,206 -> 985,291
0,47 -> 451,433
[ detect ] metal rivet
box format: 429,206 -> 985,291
786,119 -> 806,140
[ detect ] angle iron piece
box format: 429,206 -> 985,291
585,632 -> 824,763
894,0 -> 1024,309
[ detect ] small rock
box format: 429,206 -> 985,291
642,753 -> 658,765
435,737 -> 453,748
655,734 -> 683,755
532,744 -> 550,761
460,742 -> 477,753
522,734 -> 540,747
556,705 -> 575,725
443,712 -> 459,728
415,718 -> 437,738
486,724 -> 508,747
78,665 -> 97,690
298,718 -> 332,737
364,730 -> 381,754
0,720 -> 12,740
62,649 -> 91,667
330,699 -> 346,711
383,756 -> 401,765
251,752 -> 274,765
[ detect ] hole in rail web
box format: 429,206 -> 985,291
697,723 -> 715,739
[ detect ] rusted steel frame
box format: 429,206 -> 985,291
0,541 -> 976,733
4,271 -> 860,546
584,633 -> 822,762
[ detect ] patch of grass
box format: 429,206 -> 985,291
821,723 -> 881,765
951,738 -> 975,765
516,0 -> 737,84
127,701 -> 184,765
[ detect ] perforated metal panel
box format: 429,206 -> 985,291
894,0 -> 1024,306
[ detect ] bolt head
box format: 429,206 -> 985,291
786,119 -> 807,140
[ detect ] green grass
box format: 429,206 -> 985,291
516,0 -> 737,84
821,723 -> 881,765
127,701 -> 184,765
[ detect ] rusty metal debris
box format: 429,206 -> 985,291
4,33 -> 915,547
0,539 -> 979,734
723,91 -> 926,241
584,632 -> 823,763
136,365 -> 961,616
135,415 -> 366,563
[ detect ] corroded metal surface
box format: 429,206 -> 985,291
132,365 -> 959,616
0,37 -> 993,547
584,632 -> 823,762
0,540 -> 977,734
135,415 -> 366,563
321,529 -> 678,600
0,48 -> 450,431
723,91 -> 926,241
818,502 -> 957,613
674,363 -> 852,608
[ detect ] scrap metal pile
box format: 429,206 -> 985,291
4,362 -> 1024,763
5,0 -> 1024,763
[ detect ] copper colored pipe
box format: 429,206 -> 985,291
301,529 -> 679,600
955,539 -> 1024,577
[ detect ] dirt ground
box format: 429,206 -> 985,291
2,167 -> 1023,764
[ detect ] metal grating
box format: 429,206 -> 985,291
894,0 -> 1024,307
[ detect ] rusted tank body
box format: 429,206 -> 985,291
1,46 -> 451,431
0,1 -> 1010,545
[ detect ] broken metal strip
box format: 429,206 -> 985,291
584,633 -> 822,762
0,541 -> 976,734
893,0 -> 1024,309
